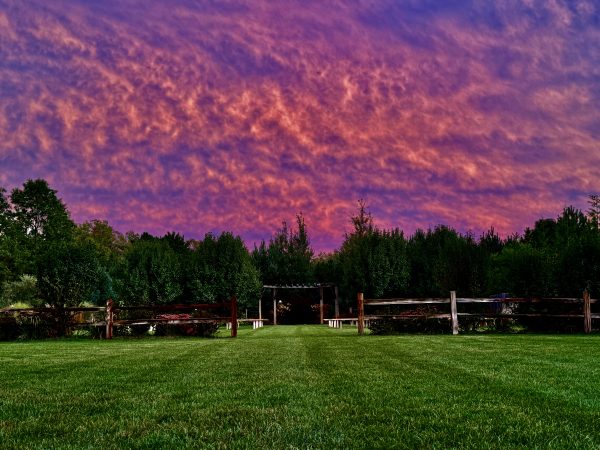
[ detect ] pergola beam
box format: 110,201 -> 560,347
263,284 -> 336,289
263,283 -> 338,325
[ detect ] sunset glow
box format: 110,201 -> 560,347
1,1 -> 599,250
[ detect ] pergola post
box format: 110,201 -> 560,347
319,287 -> 324,324
262,284 -> 337,325
334,286 -> 340,318
273,288 -> 277,325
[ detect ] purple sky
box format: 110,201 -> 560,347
1,0 -> 599,251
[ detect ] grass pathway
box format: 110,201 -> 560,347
1,326 -> 599,448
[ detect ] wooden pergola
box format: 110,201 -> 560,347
262,283 -> 339,325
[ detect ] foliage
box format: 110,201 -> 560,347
369,317 -> 449,334
188,232 -> 261,308
517,206 -> 600,297
252,213 -> 314,285
75,219 -> 129,270
487,243 -> 554,297
160,231 -> 190,255
10,179 -> 74,241
0,187 -> 11,232
36,242 -> 103,308
588,194 -> 600,227
313,252 -> 341,284
337,201 -> 409,300
118,238 -> 183,305
0,180 -> 75,282
0,178 -> 599,319
340,227 -> 409,299
0,274 -> 42,307
553,207 -> 600,296
154,316 -> 219,337
89,268 -> 115,305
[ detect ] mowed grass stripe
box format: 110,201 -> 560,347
1,327 -> 599,449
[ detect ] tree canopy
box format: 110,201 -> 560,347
0,179 -> 598,312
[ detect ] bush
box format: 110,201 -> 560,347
1,275 -> 42,307
154,314 -> 219,337
0,310 -> 62,340
114,324 -> 151,337
0,315 -> 20,340
0,308 -> 107,340
369,317 -> 449,335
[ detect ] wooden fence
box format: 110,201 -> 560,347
0,297 -> 239,338
356,291 -> 598,335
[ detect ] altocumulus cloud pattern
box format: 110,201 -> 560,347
0,0 -> 598,250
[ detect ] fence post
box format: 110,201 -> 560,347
584,289 -> 591,334
105,299 -> 113,340
450,291 -> 459,335
334,285 -> 340,318
231,296 -> 238,338
357,292 -> 365,335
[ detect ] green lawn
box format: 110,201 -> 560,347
1,326 -> 599,449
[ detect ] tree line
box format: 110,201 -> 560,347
1,179 -> 599,311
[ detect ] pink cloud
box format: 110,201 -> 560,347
0,0 -> 598,250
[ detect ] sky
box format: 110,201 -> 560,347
0,0 -> 599,251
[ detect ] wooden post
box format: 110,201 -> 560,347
319,286 -> 324,324
334,285 -> 340,318
357,292 -> 365,335
450,291 -> 458,335
273,288 -> 277,326
258,298 -> 262,321
105,299 -> 113,340
231,296 -> 238,338
584,289 -> 592,334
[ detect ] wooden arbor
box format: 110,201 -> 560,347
262,283 -> 339,325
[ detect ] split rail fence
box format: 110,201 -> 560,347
356,290 -> 597,335
0,297 -> 239,338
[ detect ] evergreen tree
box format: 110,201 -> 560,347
338,201 -> 409,299
588,194 -> 600,228
118,238 -> 183,305
188,232 -> 261,308
251,213 -> 315,285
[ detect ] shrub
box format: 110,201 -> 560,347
0,315 -> 20,340
1,275 -> 42,307
154,314 -> 219,337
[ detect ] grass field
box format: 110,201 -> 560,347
1,326 -> 600,449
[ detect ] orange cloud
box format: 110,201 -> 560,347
0,0 -> 598,250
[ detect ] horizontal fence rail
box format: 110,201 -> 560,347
357,290 -> 597,335
0,298 -> 239,339
1,306 -> 107,312
364,297 -> 599,305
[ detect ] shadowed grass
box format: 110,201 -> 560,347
1,326 -> 599,449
